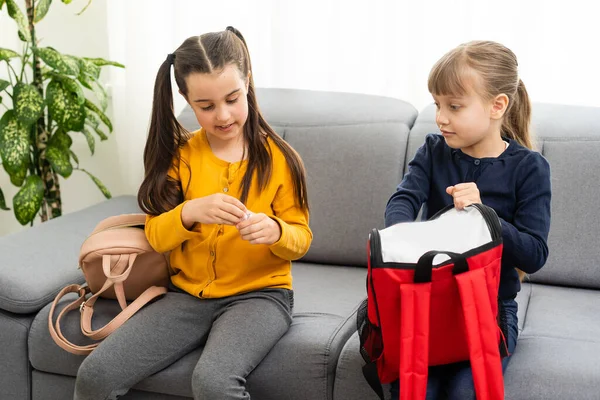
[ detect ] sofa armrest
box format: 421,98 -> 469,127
0,196 -> 140,314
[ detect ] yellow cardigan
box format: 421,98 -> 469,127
145,129 -> 312,298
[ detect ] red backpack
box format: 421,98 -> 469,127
358,204 -> 509,400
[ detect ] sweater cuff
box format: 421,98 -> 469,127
268,215 -> 288,251
172,201 -> 201,241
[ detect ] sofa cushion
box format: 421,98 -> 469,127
0,196 -> 141,314
32,370 -> 190,400
178,88 -> 419,267
291,262 -> 367,316
503,284 -> 600,399
505,336 -> 600,400
519,284 -> 600,342
31,295 -> 355,400
0,310 -> 36,400
333,332 -> 388,400
532,140 -> 600,288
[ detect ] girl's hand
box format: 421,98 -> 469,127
182,194 -> 248,226
446,183 -> 481,210
236,213 -> 282,245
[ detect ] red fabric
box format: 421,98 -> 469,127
366,244 -> 503,400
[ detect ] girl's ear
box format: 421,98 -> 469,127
491,93 -> 509,120
246,72 -> 251,91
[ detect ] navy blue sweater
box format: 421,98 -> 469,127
385,134 -> 551,299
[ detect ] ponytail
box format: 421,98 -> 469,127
137,56 -> 189,215
502,79 -> 533,150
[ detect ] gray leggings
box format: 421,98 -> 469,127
74,285 -> 294,400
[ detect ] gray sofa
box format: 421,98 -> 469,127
1,88 -> 599,400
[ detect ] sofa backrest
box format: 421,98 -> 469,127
178,88 -> 418,267
410,103 -> 600,289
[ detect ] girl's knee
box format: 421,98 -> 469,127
74,356 -> 127,400
192,363 -> 245,400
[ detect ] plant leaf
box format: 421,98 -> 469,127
13,175 -> 44,225
61,0 -> 72,4
77,74 -> 92,90
79,58 -> 100,79
83,57 -> 125,68
76,0 -> 91,15
0,110 -> 30,186
14,83 -> 44,126
34,0 -> 52,23
46,144 -> 72,178
69,149 -> 79,165
46,71 -> 85,104
48,130 -> 72,149
90,80 -> 107,111
92,125 -> 107,140
84,99 -> 112,132
6,0 -> 32,42
84,110 -> 99,128
0,48 -> 19,62
35,47 -> 80,76
46,80 -> 85,132
81,127 -> 95,154
0,185 -> 9,210
80,168 -> 111,199
0,0 -> 5,10
77,58 -> 100,90
0,79 -> 9,92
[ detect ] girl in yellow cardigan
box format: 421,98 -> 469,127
74,27 -> 312,400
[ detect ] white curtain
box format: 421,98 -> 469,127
0,0 -> 596,234
105,0 -> 599,193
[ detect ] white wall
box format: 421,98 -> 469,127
0,0 -> 125,236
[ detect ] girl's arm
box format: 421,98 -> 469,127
384,135 -> 434,228
145,201 -> 199,253
144,159 -> 200,253
499,153 -> 552,274
268,171 -> 312,261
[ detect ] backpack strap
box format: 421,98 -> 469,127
102,253 -> 136,310
48,253 -> 167,355
455,267 -> 504,400
48,284 -> 99,355
80,254 -> 167,341
395,251 -> 468,400
398,281 -> 431,400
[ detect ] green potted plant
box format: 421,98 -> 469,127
0,0 -> 123,225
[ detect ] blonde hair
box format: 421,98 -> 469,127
429,41 -> 531,282
428,40 -> 533,150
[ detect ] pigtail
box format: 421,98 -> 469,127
137,57 -> 187,215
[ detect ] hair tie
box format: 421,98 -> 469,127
166,53 -> 176,65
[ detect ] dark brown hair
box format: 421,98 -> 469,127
138,27 -> 309,215
428,40 -> 533,149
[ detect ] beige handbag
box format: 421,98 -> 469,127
48,214 -> 170,355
